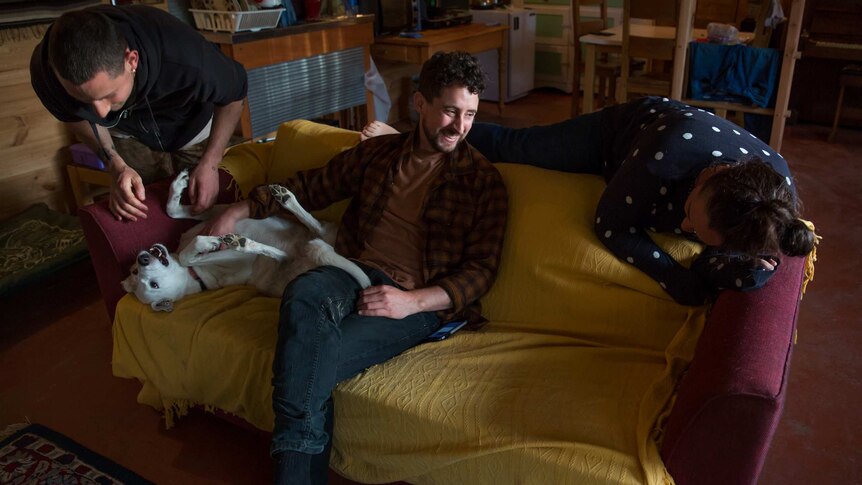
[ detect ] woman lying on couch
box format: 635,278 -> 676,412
363,96 -> 816,305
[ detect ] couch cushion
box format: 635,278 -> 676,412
482,164 -> 704,352
268,120 -> 361,182
273,120 -> 361,223
218,120 -> 361,222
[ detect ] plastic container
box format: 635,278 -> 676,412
707,22 -> 740,45
189,8 -> 284,32
69,143 -> 106,170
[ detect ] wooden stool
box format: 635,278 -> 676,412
67,164 -> 112,209
829,64 -> 862,142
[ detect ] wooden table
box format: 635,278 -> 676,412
579,25 -> 755,113
371,23 -> 509,115
201,17 -> 376,138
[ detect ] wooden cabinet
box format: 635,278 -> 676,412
526,0 -> 622,93
528,3 -> 574,92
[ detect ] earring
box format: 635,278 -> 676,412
131,68 -> 136,74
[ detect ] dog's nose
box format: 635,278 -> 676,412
138,252 -> 151,266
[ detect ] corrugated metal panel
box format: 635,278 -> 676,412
246,48 -> 367,138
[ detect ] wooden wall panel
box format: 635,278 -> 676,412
694,0 -> 747,28
0,28 -> 74,220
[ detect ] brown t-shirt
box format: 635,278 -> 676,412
358,153 -> 445,289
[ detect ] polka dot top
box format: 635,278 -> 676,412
594,97 -> 794,305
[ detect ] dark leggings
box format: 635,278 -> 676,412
466,110 -> 605,175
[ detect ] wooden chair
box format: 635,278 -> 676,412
571,0 -> 620,116
619,0 -> 695,102
828,64 -> 862,143
681,0 -> 806,151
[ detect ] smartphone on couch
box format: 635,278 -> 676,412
423,320 -> 468,342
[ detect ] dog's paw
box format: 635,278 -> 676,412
268,184 -> 295,205
171,169 -> 191,191
192,236 -> 222,254
220,233 -> 248,250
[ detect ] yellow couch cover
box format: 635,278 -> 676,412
112,120 -> 706,484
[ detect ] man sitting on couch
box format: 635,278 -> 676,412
201,51 -> 509,484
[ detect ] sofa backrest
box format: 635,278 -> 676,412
220,120 -> 361,223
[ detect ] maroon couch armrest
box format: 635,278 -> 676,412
661,256 -> 805,485
78,171 -> 237,321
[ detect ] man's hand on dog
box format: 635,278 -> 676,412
109,161 -> 148,222
200,199 -> 251,240
189,161 -> 220,214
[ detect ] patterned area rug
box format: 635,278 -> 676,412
0,203 -> 88,296
0,423 -> 153,484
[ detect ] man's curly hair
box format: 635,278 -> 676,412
417,51 -> 485,102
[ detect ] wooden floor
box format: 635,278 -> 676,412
2,90 -> 861,484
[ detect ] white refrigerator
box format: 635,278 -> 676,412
470,7 -> 536,103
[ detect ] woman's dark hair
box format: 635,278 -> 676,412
702,157 -> 815,257
417,51 -> 485,102
48,10 -> 127,85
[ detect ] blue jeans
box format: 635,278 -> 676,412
466,112 -> 605,174
270,263 -> 441,457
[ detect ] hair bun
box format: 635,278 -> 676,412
781,218 -> 816,257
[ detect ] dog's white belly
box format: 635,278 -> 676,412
180,216 -> 340,297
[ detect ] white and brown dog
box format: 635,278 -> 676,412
122,170 -> 370,312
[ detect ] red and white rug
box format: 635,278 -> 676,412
0,423 -> 152,484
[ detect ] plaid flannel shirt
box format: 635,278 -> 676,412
247,129 -> 508,325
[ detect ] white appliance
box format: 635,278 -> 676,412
470,7 -> 536,103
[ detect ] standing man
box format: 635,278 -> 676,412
202,51 -> 508,484
30,4 -> 248,221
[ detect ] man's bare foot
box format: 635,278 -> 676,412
360,120 -> 400,141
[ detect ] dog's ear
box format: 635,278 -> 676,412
121,274 -> 137,293
151,299 -> 174,312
